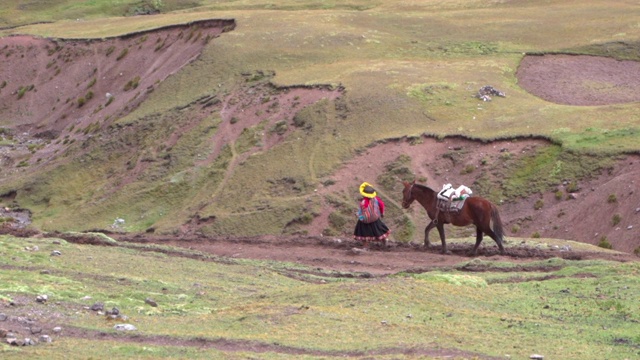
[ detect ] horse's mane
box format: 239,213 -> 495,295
414,183 -> 435,192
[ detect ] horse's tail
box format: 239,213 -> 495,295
490,204 -> 504,243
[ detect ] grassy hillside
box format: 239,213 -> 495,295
0,0 -> 639,240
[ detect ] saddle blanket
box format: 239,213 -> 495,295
437,197 -> 467,213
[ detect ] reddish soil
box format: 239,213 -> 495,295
1,21 -> 640,356
517,54 -> 640,105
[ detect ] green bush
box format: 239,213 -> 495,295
534,199 -> 544,210
461,164 -> 475,174
554,190 -> 564,200
124,76 -> 140,91
612,214 -> 621,226
116,48 -> 129,61
597,236 -> 612,249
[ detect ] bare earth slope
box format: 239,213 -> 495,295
0,26 -> 639,256
0,19 -> 234,169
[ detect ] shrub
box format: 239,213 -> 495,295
292,113 -> 308,128
77,97 -> 86,107
296,213 -> 314,225
634,247 -> 640,257
534,199 -> 544,210
554,190 -> 564,200
271,121 -> 288,135
105,96 -> 114,106
124,76 -> 140,91
461,164 -> 475,174
566,182 -> 579,193
531,232 -> 540,238
105,46 -> 115,56
116,48 -> 129,61
612,214 -> 621,226
17,86 -> 29,99
597,236 -> 612,249
607,194 -> 617,203
511,225 -> 520,233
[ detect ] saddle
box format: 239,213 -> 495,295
437,184 -> 472,213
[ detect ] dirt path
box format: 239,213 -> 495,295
110,233 -> 639,276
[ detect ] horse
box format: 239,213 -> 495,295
401,180 -> 505,255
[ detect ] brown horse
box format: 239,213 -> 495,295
401,180 -> 505,255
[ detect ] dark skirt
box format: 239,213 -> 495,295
354,219 -> 390,242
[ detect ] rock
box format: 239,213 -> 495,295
52,327 -> 62,333
114,324 -> 137,331
530,355 -> 544,360
40,270 -> 51,274
36,295 -> 48,303
106,307 -> 119,316
144,298 -> 158,307
0,313 -> 7,321
50,250 -> 61,256
39,335 -> 52,343
90,302 -> 104,311
476,85 -> 506,101
348,247 -> 368,255
24,337 -> 36,346
30,327 -> 42,334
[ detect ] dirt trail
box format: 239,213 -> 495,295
109,233 -> 639,276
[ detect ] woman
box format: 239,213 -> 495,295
354,182 -> 390,247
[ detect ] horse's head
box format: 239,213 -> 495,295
401,180 -> 416,209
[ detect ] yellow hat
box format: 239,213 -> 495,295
359,182 -> 377,198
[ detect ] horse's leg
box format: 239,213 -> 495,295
471,227 -> 483,256
436,222 -> 448,254
423,220 -> 437,249
483,227 -> 505,255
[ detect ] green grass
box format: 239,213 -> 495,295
1,234 -> 639,359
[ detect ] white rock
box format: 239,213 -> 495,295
114,324 -> 137,331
